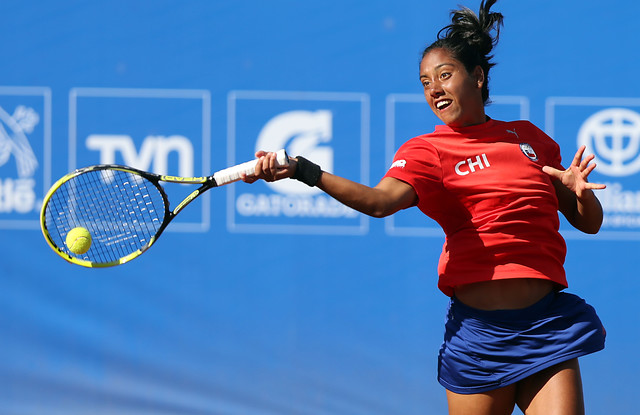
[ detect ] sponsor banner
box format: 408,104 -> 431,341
70,88 -> 211,232
227,90 -> 369,234
547,97 -> 640,239
385,94 -> 529,237
0,87 -> 51,229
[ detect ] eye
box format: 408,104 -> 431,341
440,72 -> 451,80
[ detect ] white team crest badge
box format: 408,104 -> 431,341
519,143 -> 538,161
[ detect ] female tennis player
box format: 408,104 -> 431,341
245,1 -> 606,413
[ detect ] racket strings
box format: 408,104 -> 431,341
44,169 -> 167,264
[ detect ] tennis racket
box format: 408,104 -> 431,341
40,149 -> 289,268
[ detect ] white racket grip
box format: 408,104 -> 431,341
213,149 -> 289,186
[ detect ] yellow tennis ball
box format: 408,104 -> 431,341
66,227 -> 92,255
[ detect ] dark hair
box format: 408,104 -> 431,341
421,0 -> 504,104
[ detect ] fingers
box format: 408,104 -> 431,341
240,172 -> 258,183
242,151 -> 288,183
580,153 -> 595,170
263,152 -> 282,181
542,165 -> 562,179
544,147 -> 606,195
254,154 -> 277,182
587,182 -> 607,190
571,145 -> 586,167
583,161 -> 597,176
577,165 -> 606,189
572,145 -> 598,172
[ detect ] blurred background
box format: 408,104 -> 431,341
0,1 -> 638,414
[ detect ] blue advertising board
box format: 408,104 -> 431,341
0,1 -> 638,414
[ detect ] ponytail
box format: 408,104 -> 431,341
422,0 -> 504,104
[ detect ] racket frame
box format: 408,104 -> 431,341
40,149 -> 289,267
40,165 -> 216,267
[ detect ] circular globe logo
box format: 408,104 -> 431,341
577,108 -> 640,177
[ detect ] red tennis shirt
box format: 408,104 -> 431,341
384,119 -> 568,296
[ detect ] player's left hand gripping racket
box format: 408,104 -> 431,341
40,150 -> 289,268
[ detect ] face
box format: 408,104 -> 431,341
419,48 -> 486,127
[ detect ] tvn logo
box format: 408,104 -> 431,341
70,88 -> 211,232
0,87 -> 51,229
547,97 -> 640,239
85,134 -> 194,177
227,90 -> 370,234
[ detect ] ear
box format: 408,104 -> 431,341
473,66 -> 485,89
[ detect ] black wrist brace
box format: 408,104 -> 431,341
292,156 -> 322,187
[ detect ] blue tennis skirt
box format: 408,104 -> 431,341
438,290 -> 606,394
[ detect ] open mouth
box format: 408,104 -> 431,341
436,99 -> 452,111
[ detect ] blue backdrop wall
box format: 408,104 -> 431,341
0,1 -> 638,414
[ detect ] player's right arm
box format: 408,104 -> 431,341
317,172 -> 417,218
246,150 -> 417,218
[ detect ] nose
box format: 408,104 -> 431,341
428,82 -> 445,98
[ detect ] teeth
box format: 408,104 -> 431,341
436,100 -> 451,109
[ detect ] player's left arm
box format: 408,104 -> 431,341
543,145 -> 606,234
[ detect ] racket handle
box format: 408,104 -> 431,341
213,149 -> 289,186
